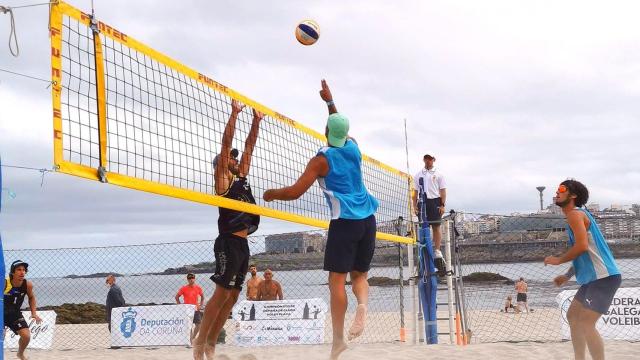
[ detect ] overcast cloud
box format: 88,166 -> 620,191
1,0 -> 639,249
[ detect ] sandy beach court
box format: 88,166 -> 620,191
6,341 -> 640,360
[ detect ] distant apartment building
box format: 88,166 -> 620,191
498,214 -> 565,232
592,209 -> 640,240
265,232 -> 326,254
586,203 -> 600,213
462,216 -> 500,235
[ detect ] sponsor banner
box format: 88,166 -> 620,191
4,311 -> 57,349
557,287 -> 640,340
232,298 -> 327,347
110,304 -> 195,347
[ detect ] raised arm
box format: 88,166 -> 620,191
320,79 -> 337,114
238,108 -> 264,177
215,100 -> 244,193
263,156 -> 329,201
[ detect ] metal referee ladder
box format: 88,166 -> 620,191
410,212 -> 470,345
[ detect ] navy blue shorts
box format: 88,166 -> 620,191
210,233 -> 249,290
324,214 -> 376,273
575,274 -> 621,314
4,311 -> 28,334
418,197 -> 442,226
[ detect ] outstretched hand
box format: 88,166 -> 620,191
231,99 -> 245,114
319,79 -> 333,102
544,256 -> 561,266
553,275 -> 569,287
263,189 -> 276,202
252,108 -> 264,122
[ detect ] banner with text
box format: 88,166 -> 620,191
4,311 -> 57,349
557,287 -> 640,340
232,298 -> 328,346
110,304 -> 195,347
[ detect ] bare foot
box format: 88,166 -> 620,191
192,341 -> 205,360
204,343 -> 215,360
348,304 -> 367,341
330,341 -> 348,360
16,353 -> 29,360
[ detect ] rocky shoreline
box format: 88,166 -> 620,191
63,242 -> 640,279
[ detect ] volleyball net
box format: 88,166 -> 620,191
49,1 -> 412,244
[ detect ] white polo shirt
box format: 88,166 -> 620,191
414,167 -> 446,200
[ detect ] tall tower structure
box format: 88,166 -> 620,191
536,186 -> 546,211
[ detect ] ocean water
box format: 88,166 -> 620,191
24,258 -> 640,312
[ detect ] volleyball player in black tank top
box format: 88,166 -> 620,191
4,260 -> 42,360
193,100 -> 263,360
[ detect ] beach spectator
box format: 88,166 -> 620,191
256,269 -> 283,301
4,260 -> 42,360
264,80 -> 379,359
503,295 -> 517,313
245,264 -> 262,300
515,277 -> 530,313
545,180 -> 621,360
105,274 -> 125,332
412,154 -> 447,275
176,273 -> 205,344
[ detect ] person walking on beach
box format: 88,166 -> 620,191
176,273 -> 205,344
256,269 -> 283,301
264,79 -> 379,359
105,274 -> 125,332
544,179 -> 621,360
4,260 -> 42,360
515,277 -> 530,313
193,99 -> 263,360
245,264 -> 262,301
412,154 -> 447,275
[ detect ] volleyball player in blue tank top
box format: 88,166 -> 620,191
264,80 -> 378,360
544,179 -> 621,360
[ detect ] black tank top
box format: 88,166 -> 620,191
218,176 -> 260,235
4,278 -> 28,313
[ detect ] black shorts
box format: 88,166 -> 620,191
324,214 -> 376,273
193,310 -> 203,324
575,274 -> 621,315
418,197 -> 442,226
4,311 -> 29,334
517,293 -> 527,302
210,233 -> 249,290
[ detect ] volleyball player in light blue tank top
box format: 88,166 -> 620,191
567,208 -> 620,285
317,139 -> 378,220
544,179 -> 621,360
264,80 -> 378,359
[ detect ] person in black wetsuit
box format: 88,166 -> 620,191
193,99 -> 263,360
4,260 -> 42,360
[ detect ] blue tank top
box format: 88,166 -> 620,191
566,208 -> 620,285
317,140 -> 379,220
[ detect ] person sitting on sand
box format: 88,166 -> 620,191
503,295 -> 518,313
